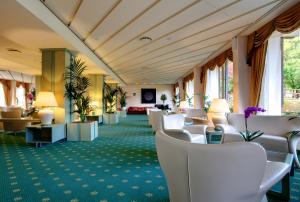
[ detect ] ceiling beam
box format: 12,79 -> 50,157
16,0 -> 126,85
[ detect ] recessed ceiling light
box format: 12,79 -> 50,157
139,36 -> 152,42
7,48 -> 22,53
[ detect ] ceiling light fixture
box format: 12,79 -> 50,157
7,48 -> 22,53
139,36 -> 152,42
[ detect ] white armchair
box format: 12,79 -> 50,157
156,130 -> 291,202
162,114 -> 207,144
149,110 -> 163,132
217,113 -> 300,168
147,108 -> 161,125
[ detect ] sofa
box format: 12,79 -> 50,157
127,106 -> 148,114
156,130 -> 291,202
217,113 -> 300,168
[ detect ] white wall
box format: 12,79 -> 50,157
123,84 -> 174,109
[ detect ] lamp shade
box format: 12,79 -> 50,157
179,101 -> 189,108
35,91 -> 58,107
208,99 -> 230,113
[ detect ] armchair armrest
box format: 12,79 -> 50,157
215,124 -> 238,134
183,124 -> 207,135
163,129 -> 193,142
260,161 -> 290,193
287,131 -> 300,168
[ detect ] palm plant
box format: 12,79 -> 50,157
117,86 -> 127,108
104,84 -> 119,113
64,58 -> 91,122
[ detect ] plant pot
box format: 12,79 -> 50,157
67,121 -> 98,141
122,107 -> 127,111
103,113 -> 119,125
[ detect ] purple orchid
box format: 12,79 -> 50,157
244,106 -> 266,119
240,106 -> 266,142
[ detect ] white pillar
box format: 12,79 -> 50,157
193,66 -> 201,109
178,78 -> 184,101
232,36 -> 250,113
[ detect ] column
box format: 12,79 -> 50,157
87,74 -> 104,115
193,66 -> 201,109
40,48 -> 72,123
232,36 -> 250,113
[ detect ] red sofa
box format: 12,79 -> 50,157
127,107 -> 149,115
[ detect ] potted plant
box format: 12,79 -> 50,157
103,84 -> 119,124
160,94 -> 168,110
117,86 -> 127,118
239,106 -> 266,141
64,58 -> 98,141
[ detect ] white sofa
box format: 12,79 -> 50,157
217,113 -> 300,167
162,114 -> 207,144
156,130 -> 291,202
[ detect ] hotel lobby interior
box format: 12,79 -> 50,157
0,0 -> 300,202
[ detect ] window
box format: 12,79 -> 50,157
16,84 -> 26,109
185,79 -> 194,107
205,60 -> 234,111
175,85 -> 180,104
259,30 -> 300,115
0,82 -> 6,107
205,68 -> 219,101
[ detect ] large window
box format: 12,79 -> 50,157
259,30 -> 300,115
185,79 -> 194,107
16,84 -> 26,109
283,34 -> 300,115
0,82 -> 6,107
205,60 -> 233,110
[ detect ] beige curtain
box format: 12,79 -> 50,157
247,2 -> 300,106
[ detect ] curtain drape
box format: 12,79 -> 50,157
247,2 -> 300,106
199,48 -> 233,107
259,36 -> 282,115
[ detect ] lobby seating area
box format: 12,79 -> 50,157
0,0 -> 300,202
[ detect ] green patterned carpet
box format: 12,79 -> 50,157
0,115 -> 299,202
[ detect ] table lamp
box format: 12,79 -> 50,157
35,91 -> 58,125
208,98 -> 230,126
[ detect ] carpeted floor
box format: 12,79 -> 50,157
0,115 -> 299,202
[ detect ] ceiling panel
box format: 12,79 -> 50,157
37,0 -> 292,84
97,0 -> 197,57
85,0 -> 157,50
107,0 -> 278,67
44,0 -> 80,24
70,0 -> 119,38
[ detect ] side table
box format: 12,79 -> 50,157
206,127 -> 222,144
26,124 -> 66,147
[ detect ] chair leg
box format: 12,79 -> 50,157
289,137 -> 300,168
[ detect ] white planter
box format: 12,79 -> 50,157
103,113 -> 119,124
122,107 -> 127,111
67,121 -> 98,141
120,111 -> 127,118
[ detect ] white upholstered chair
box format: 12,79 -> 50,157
185,108 -> 206,123
217,113 -> 300,167
156,130 -> 291,202
149,110 -> 163,132
162,114 -> 207,144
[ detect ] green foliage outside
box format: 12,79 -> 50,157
283,37 -> 300,90
283,36 -> 300,114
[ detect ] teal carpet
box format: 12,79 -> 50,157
0,115 -> 299,202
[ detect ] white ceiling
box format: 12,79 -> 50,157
38,0 -> 298,84
1,0 -> 298,84
0,0 -> 106,75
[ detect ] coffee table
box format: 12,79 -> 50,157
266,151 -> 294,201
